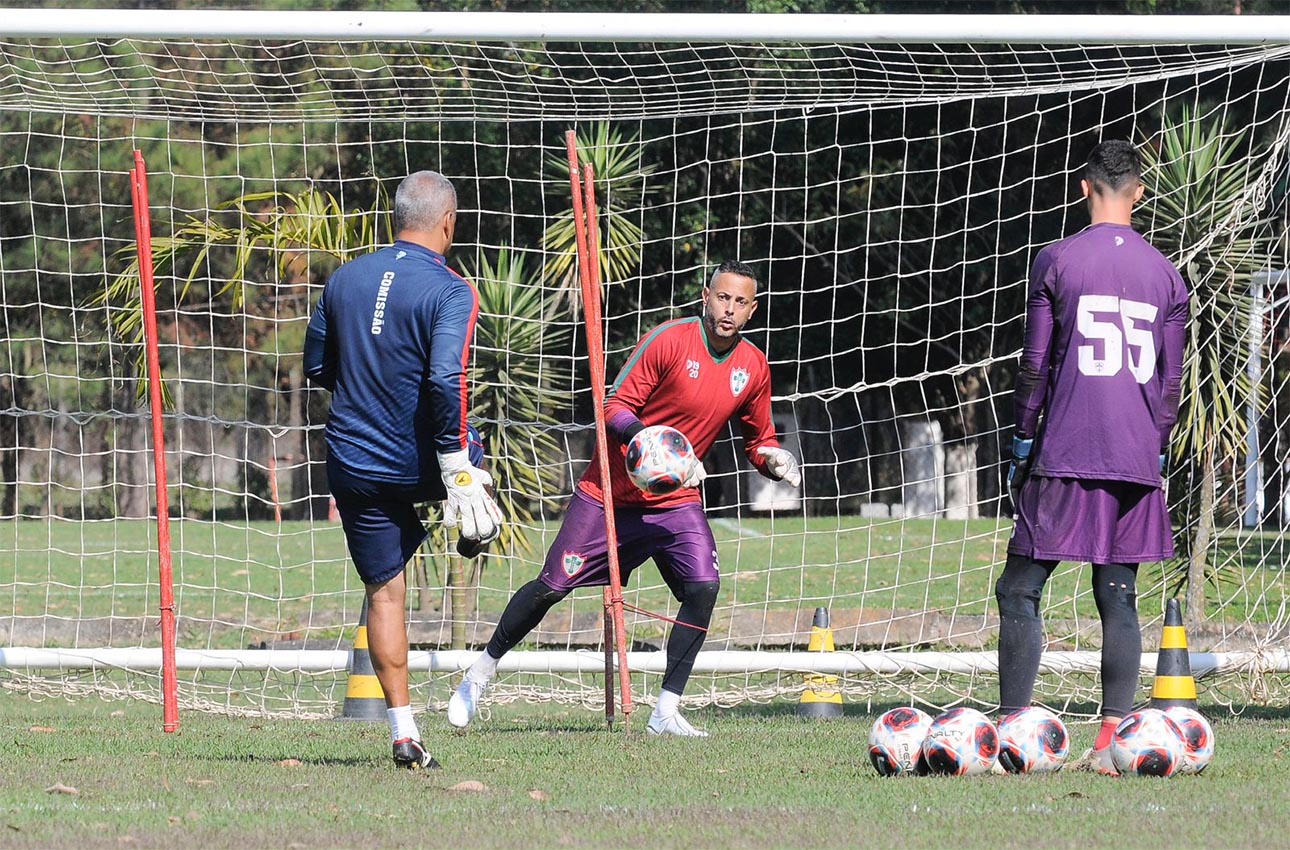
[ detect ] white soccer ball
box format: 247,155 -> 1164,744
997,706 -> 1070,774
920,707 -> 1000,776
868,707 -> 933,776
1163,706 -> 1215,775
625,425 -> 697,495
1110,708 -> 1185,777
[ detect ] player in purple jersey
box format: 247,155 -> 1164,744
305,171 -> 502,769
448,261 -> 801,737
996,141 -> 1189,776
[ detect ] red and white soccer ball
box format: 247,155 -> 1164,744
1163,706 -> 1216,775
1110,708 -> 1186,777
868,707 -> 933,777
625,425 -> 697,495
920,707 -> 1000,776
996,706 -> 1070,774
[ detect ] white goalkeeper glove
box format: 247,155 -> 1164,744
756,446 -> 801,487
438,450 -> 503,544
681,456 -> 708,490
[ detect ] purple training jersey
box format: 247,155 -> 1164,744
1015,223 -> 1189,487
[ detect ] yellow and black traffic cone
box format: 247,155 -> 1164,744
1150,598 -> 1198,710
798,607 -> 843,719
338,597 -> 387,721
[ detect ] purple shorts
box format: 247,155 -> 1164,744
538,491 -> 719,594
1009,476 -> 1174,564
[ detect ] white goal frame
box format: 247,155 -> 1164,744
6,9 -> 1290,45
3,10 -> 1289,715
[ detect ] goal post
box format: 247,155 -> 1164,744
1,10 -> 1288,720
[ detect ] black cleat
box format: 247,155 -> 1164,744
392,737 -> 441,770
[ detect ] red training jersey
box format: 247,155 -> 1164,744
579,316 -> 780,509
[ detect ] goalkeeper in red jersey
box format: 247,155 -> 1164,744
449,260 -> 801,736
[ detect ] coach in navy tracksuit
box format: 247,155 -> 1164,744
304,171 -> 501,769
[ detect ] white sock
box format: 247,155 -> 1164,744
467,650 -> 500,684
654,689 -> 681,717
387,705 -> 419,744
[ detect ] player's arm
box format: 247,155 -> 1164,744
1014,248 -> 1057,439
604,329 -> 704,488
427,281 -> 501,543
1156,275 -> 1190,457
425,281 -> 478,456
603,328 -> 667,442
739,366 -> 801,487
1009,248 -> 1057,504
302,279 -> 337,391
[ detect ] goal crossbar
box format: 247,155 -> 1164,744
5,10 -> 1290,45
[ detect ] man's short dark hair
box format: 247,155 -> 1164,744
1085,141 -> 1142,195
710,259 -> 759,288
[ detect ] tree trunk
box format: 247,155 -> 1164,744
0,374 -> 23,518
448,554 -> 467,651
412,548 -> 434,614
1186,438 -> 1216,629
287,363 -> 308,521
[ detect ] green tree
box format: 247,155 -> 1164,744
542,122 -> 658,310
1138,107 -> 1277,625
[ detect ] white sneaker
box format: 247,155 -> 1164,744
448,678 -> 486,728
646,711 -> 709,738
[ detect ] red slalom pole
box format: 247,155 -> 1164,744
581,160 -> 633,723
565,130 -> 634,727
130,150 -> 179,733
563,134 -> 613,727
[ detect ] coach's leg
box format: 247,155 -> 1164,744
367,570 -> 437,767
366,571 -> 411,710
1091,561 -> 1140,728
995,553 -> 1058,713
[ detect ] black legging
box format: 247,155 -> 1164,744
485,577 -> 720,698
661,580 -> 720,695
996,553 -> 1141,718
485,579 -> 569,660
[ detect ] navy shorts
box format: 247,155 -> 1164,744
328,456 -> 437,586
328,429 -> 486,585
538,490 -> 719,597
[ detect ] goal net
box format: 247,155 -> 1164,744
2,12 -> 1288,720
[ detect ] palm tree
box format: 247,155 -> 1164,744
1138,107 -> 1277,625
95,187 -> 569,539
98,122 -> 653,644
542,122 -> 657,308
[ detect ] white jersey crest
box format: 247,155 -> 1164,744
730,367 -> 750,397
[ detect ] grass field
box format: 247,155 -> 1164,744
2,695 -> 1288,850
6,518 -> 1286,650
